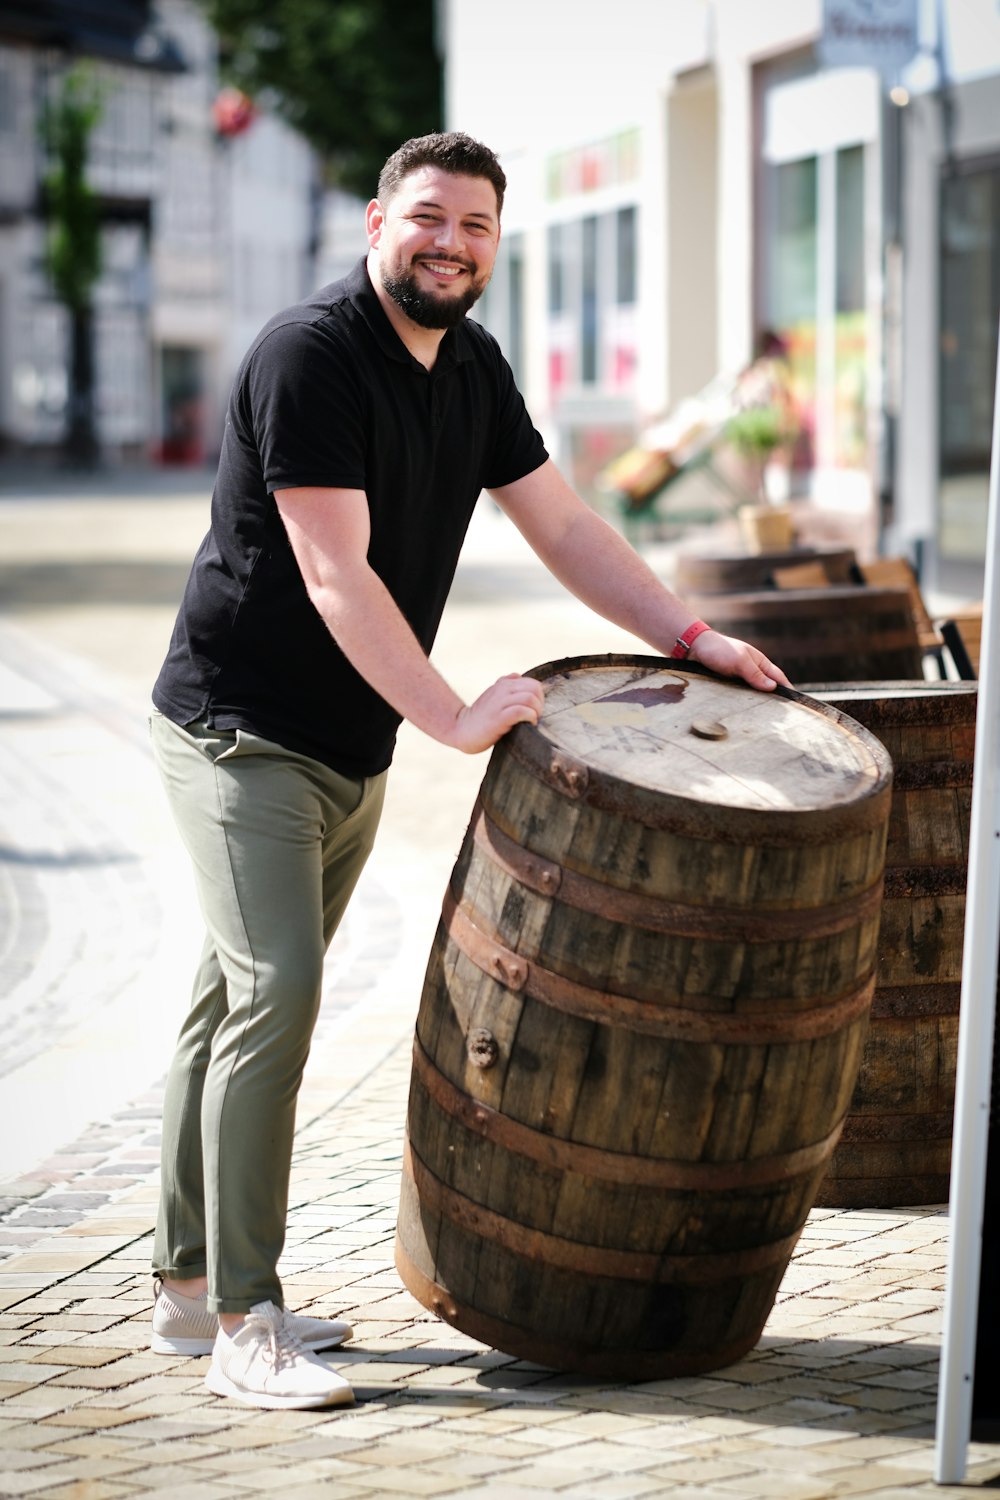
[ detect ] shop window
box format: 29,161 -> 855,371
160,345 -> 205,463
0,56 -> 15,134
764,145 -> 867,473
472,232 -> 525,388
616,206 -> 637,306
773,157 -> 817,329
836,146 -> 865,313
939,161 -> 1000,561
581,215 -> 598,384
834,145 -> 867,470
548,223 -> 564,314
545,205 -> 638,400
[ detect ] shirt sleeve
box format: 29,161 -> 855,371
243,319 -> 368,494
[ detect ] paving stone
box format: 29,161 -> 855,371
36,1407 -> 152,1430
25,1197 -> 111,1212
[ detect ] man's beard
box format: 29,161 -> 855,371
381,259 -> 486,329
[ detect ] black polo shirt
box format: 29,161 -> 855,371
152,258 -> 548,776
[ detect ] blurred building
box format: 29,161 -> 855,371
445,0 -> 1000,594
0,0 -> 328,467
151,0 -> 321,466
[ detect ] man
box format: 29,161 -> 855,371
148,130 -> 788,1413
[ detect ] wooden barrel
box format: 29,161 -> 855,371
675,545 -> 857,595
395,656 -> 893,1378
688,586 -> 924,682
805,682 -> 977,1208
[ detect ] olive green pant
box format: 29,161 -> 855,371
149,710 -> 386,1313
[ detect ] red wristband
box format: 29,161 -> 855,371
670,620 -> 712,659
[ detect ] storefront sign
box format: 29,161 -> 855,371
820,0 -> 919,84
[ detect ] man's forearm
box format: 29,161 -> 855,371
492,461 -> 787,691
275,484 -> 545,751
530,502 -> 696,654
302,562 -> 544,753
307,564 -> 466,743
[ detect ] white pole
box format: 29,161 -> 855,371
935,314 -> 1000,1485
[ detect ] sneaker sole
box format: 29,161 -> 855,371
151,1332 -> 216,1355
204,1365 -> 355,1410
152,1328 -> 352,1357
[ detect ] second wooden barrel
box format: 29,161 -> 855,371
687,586 -> 924,682
396,656 -> 892,1377
806,681 -> 978,1207
675,545 -> 857,594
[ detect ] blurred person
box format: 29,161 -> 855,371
147,130 -> 789,1412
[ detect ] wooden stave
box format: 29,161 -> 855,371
449,807 -> 884,1021
394,1213 -> 780,1379
397,661 -> 892,1374
804,682 -> 977,1208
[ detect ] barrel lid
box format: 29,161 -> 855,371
525,656 -> 891,815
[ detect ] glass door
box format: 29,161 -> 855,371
938,160 -> 1000,562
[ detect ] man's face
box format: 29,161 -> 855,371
367,166 -> 500,329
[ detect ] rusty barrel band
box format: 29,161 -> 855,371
888,760 -> 974,792
881,866 -> 968,899
393,1237 -> 765,1379
815,1174 -> 951,1209
837,1110 -> 955,1143
403,1139 -> 803,1286
471,804 -> 885,939
868,982 -> 961,1018
441,893 -> 877,1044
410,1032 -> 845,1191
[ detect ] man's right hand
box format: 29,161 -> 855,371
449,673 -> 545,754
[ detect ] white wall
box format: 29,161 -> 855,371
227,114 -> 317,365
151,0 -> 320,458
444,0 -> 709,163
314,188 -> 369,291
444,0 -> 715,437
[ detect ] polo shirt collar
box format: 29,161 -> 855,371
345,257 -> 474,373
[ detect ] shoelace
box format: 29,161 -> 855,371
243,1304 -> 309,1371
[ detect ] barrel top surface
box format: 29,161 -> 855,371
533,660 -> 889,812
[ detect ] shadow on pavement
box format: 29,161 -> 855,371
0,559 -> 191,610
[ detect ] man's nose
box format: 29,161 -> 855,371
432,217 -> 464,254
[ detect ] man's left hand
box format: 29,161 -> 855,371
688,629 -> 791,691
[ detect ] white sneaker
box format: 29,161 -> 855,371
204,1301 -> 355,1410
151,1279 -> 353,1356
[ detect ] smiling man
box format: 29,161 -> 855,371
147,131 -> 787,1414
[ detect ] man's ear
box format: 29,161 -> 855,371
366,199 -> 384,249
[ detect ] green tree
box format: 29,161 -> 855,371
200,0 -> 442,197
42,66 -> 104,466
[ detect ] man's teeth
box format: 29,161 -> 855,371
423,262 -> 463,276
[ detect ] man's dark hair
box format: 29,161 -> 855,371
377,131 -> 506,217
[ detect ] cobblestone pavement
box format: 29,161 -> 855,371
1,472 -> 998,1497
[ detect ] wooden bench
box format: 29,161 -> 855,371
856,558 -> 944,660
938,605 -> 983,680
770,554 -> 950,677
768,560 -> 832,589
